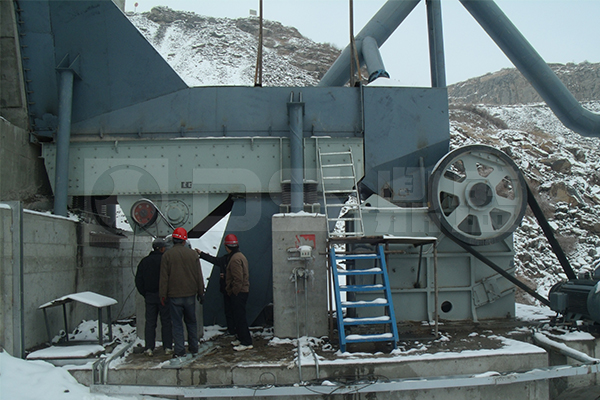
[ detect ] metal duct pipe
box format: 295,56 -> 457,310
460,0 -> 600,137
54,69 -> 75,216
361,36 -> 390,83
426,0 -> 446,88
287,92 -> 305,212
319,0 -> 421,87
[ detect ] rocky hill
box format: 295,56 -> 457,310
127,7 -> 600,303
129,6 -> 340,87
448,62 -> 600,105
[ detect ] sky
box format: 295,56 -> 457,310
124,0 -> 600,86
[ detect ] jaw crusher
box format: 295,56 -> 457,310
14,0 -> 600,326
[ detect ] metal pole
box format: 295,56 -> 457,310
9,201 -> 24,358
426,0 -> 447,87
54,69 -> 75,216
287,92 -> 305,212
434,243 -> 438,338
62,303 -> 69,343
98,308 -> 104,345
254,0 -> 263,87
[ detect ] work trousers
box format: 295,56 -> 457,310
169,295 -> 199,357
223,292 -> 235,335
231,292 -> 252,346
144,298 -> 172,350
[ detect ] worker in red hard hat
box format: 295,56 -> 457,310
159,227 -> 205,362
196,233 -> 253,351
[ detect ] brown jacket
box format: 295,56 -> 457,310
159,243 -> 204,299
226,250 -> 249,296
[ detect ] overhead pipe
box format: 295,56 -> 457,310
460,0 -> 600,137
426,0 -> 446,88
287,92 -> 305,212
319,0 -> 421,87
361,36 -> 390,83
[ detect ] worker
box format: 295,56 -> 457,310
135,238 -> 173,356
159,227 -> 205,360
197,234 -> 253,351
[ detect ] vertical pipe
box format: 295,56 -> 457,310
54,69 -> 74,216
287,92 -> 305,213
426,0 -> 447,87
9,201 -> 24,358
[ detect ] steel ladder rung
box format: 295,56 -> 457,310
340,284 -> 385,292
345,333 -> 395,343
342,316 -> 391,325
321,164 -> 353,169
336,269 -> 382,276
320,151 -> 352,156
341,298 -> 390,307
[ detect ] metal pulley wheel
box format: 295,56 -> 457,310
428,145 -> 527,246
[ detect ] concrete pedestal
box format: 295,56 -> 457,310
272,213 -> 328,339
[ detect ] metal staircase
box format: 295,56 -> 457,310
318,148 -> 364,238
329,243 -> 399,353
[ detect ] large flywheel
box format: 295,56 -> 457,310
428,145 -> 527,246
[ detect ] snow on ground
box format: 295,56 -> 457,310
0,349 -> 164,400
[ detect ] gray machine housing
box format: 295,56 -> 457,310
14,0 -> 600,328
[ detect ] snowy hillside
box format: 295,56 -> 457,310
450,101 -> 600,301
127,7 -> 339,87
127,8 -> 600,304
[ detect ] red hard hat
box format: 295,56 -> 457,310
224,234 -> 238,247
172,227 -> 188,241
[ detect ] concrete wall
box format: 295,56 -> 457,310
0,0 -> 28,130
0,111 -> 52,205
0,203 -> 150,357
1,1 -> 52,205
272,214 -> 328,339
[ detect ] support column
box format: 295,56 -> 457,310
54,69 -> 74,216
287,92 -> 305,213
426,0 -> 447,88
9,201 -> 24,358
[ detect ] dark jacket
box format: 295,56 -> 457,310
200,248 -> 249,296
159,243 -> 205,299
135,250 -> 163,304
199,251 -> 231,294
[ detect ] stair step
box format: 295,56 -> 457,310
341,298 -> 389,307
336,268 -> 382,276
342,316 -> 391,325
335,253 -> 379,260
340,284 -> 385,292
345,333 -> 395,343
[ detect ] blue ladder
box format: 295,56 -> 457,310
329,244 -> 399,353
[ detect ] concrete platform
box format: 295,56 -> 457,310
67,321 -> 569,399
